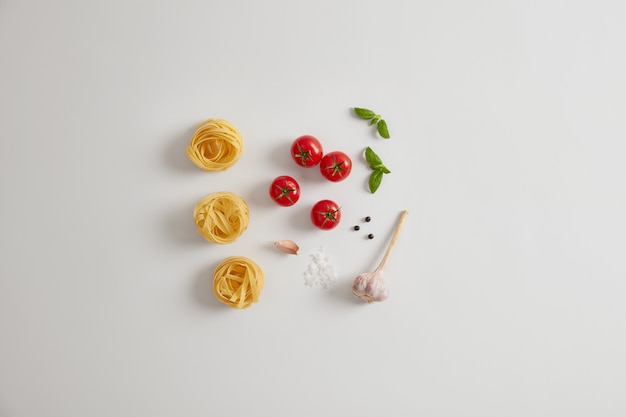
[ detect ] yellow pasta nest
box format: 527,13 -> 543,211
213,256 -> 265,309
193,192 -> 249,244
186,118 -> 244,171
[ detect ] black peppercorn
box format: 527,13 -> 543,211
365,216 -> 371,222
368,233 -> 374,239
353,225 -> 360,231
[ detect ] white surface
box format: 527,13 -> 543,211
1,0 -> 625,416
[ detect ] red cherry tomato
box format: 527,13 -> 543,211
320,151 -> 352,182
269,175 -> 300,206
291,135 -> 323,168
310,199 -> 341,230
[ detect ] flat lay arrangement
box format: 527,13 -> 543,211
185,109 -> 407,308
2,2 -> 622,416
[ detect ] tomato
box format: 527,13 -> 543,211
291,135 -> 323,168
310,199 -> 341,230
269,175 -> 300,206
320,151 -> 352,182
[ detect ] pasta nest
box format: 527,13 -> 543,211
194,192 -> 249,244
186,118 -> 244,171
213,256 -> 265,309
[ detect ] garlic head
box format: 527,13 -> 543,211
352,271 -> 389,303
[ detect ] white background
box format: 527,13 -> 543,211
1,1 -> 625,416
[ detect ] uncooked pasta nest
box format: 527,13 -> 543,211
194,192 -> 249,244
213,256 -> 265,309
186,118 -> 244,171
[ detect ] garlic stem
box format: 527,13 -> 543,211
352,210 -> 408,303
373,210 -> 408,273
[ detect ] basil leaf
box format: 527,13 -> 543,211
377,119 -> 390,139
354,107 -> 392,140
381,166 -> 391,174
369,170 -> 383,193
354,107 -> 376,120
365,147 -> 383,169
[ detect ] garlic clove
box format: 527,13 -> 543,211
274,240 -> 300,255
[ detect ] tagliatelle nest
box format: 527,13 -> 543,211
213,256 -> 265,309
193,192 -> 249,244
186,118 -> 244,171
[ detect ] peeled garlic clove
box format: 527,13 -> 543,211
352,271 -> 389,303
274,240 -> 300,255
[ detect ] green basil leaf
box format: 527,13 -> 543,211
377,119 -> 390,139
354,107 -> 376,120
365,147 -> 383,169
381,166 -> 391,174
369,170 -> 384,193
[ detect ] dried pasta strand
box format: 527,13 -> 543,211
194,192 -> 249,244
186,118 -> 244,171
213,256 -> 265,309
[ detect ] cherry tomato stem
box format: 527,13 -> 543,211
269,175 -> 301,206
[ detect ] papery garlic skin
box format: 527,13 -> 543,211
352,271 -> 389,303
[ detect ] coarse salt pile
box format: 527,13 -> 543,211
303,247 -> 337,288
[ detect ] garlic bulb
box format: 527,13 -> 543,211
352,210 -> 408,303
352,270 -> 389,303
